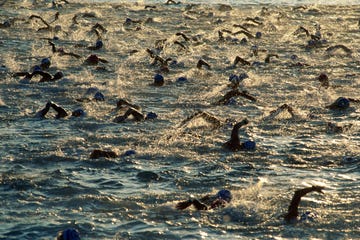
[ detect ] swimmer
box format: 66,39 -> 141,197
232,30 -> 255,39
175,32 -> 191,42
179,111 -> 224,129
325,97 -> 359,110
232,56 -> 251,67
284,185 -> 324,223
48,41 -> 81,59
90,149 -> 117,159
56,228 -> 80,240
176,189 -> 232,210
325,44 -> 352,56
216,89 -> 257,105
87,40 -> 103,50
36,101 -> 85,119
13,69 -> 64,83
263,104 -> 300,121
116,98 -> 141,111
223,118 -> 256,151
113,107 -> 157,123
317,73 -> 329,88
326,122 -> 353,134
84,54 -> 108,65
196,59 -> 211,70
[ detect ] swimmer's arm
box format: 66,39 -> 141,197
35,101 -> 52,118
51,103 -> 68,119
238,90 -> 257,102
285,186 -> 324,222
192,199 -> 208,210
348,98 -> 360,103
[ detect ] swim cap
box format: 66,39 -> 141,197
176,77 -> 187,83
53,72 -> 64,80
86,54 -> 99,64
255,32 -> 262,39
290,54 -> 298,60
146,112 -> 158,120
95,40 -> 103,49
226,97 -> 237,105
40,58 -> 51,69
216,189 -> 232,203
71,108 -> 85,117
3,20 -> 11,28
334,97 -> 350,109
153,74 -> 164,86
229,74 -> 239,84
61,228 -> 80,240
124,149 -> 136,156
243,140 -> 256,150
240,38 -> 248,44
94,91 -> 105,101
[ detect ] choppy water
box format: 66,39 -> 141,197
0,0 -> 359,239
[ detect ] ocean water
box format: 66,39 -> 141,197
0,0 -> 359,239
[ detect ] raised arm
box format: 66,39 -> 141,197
284,186 -> 324,223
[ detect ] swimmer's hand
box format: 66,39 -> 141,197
176,200 -> 193,210
311,186 -> 325,194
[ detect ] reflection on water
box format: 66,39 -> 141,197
0,0 -> 359,239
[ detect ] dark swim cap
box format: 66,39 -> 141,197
243,140 -> 256,150
334,97 -> 350,109
153,74 -> 164,86
61,228 -> 80,240
40,58 -> 51,69
216,189 -> 232,202
94,91 -> 105,101
146,112 -> 158,120
95,40 -> 103,49
71,108 -> 85,117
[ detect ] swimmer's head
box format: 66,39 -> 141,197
124,149 -> 136,156
145,112 -> 157,120
95,40 -> 103,49
57,228 -> 80,240
3,20 -> 11,28
94,91 -> 105,101
53,72 -> 64,80
240,38 -> 248,44
176,76 -> 188,83
242,140 -> 256,150
153,74 -> 164,86
85,54 -> 99,65
328,97 -> 350,110
40,58 -> 51,70
216,189 -> 232,203
255,32 -> 262,39
318,73 -> 328,82
71,108 -> 86,117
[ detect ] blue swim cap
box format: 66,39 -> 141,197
229,74 -> 239,84
226,97 -> 237,105
243,140 -> 256,150
94,91 -> 105,101
255,32 -> 262,39
153,74 -> 164,86
176,77 -> 187,83
124,149 -> 136,156
62,228 -> 80,240
95,40 -> 103,49
216,189 -> 232,202
146,112 -> 158,120
335,97 -> 350,109
40,58 -> 51,69
290,54 -> 298,60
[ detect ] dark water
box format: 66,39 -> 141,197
0,1 -> 359,239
